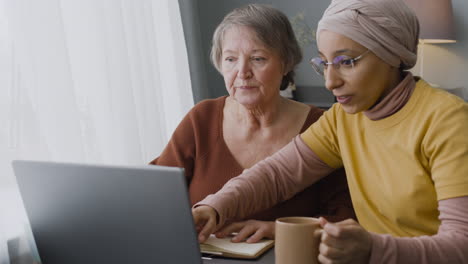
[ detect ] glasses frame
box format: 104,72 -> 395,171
309,50 -> 370,76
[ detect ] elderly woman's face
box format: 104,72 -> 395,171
221,26 -> 285,107
318,30 -> 396,114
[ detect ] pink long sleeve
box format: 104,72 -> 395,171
369,196 -> 468,263
197,135 -> 335,225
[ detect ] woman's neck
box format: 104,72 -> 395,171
227,96 -> 287,130
364,72 -> 416,120
372,70 -> 403,108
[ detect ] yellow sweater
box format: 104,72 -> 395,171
301,80 -> 468,237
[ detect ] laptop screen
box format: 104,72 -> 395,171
13,160 -> 202,264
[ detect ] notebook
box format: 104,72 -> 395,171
201,235 -> 274,259
12,160 -> 203,264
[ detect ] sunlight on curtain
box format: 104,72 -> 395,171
0,0 -> 193,261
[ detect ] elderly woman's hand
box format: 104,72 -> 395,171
318,217 -> 372,264
192,205 -> 218,243
214,220 -> 275,243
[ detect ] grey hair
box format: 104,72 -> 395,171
210,4 -> 302,90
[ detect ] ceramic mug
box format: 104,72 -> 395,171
275,217 -> 323,264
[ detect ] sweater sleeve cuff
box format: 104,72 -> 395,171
369,232 -> 389,264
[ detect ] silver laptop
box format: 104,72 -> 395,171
12,160 -> 202,264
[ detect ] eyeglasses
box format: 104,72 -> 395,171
309,50 -> 370,76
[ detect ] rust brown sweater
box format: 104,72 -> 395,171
150,96 -> 355,222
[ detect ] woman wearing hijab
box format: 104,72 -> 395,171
192,0 -> 468,263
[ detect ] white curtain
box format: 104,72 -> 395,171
0,0 -> 193,262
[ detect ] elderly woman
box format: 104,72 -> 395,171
151,4 -> 355,243
193,0 -> 468,263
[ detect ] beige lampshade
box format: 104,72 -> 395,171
404,0 -> 456,43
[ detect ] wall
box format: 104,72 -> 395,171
179,0 -> 468,103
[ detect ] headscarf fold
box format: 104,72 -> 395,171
317,0 -> 419,70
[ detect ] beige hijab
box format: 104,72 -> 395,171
317,0 -> 419,70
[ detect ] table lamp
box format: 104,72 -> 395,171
403,0 -> 456,78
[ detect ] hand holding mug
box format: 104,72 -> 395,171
318,217 -> 372,264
